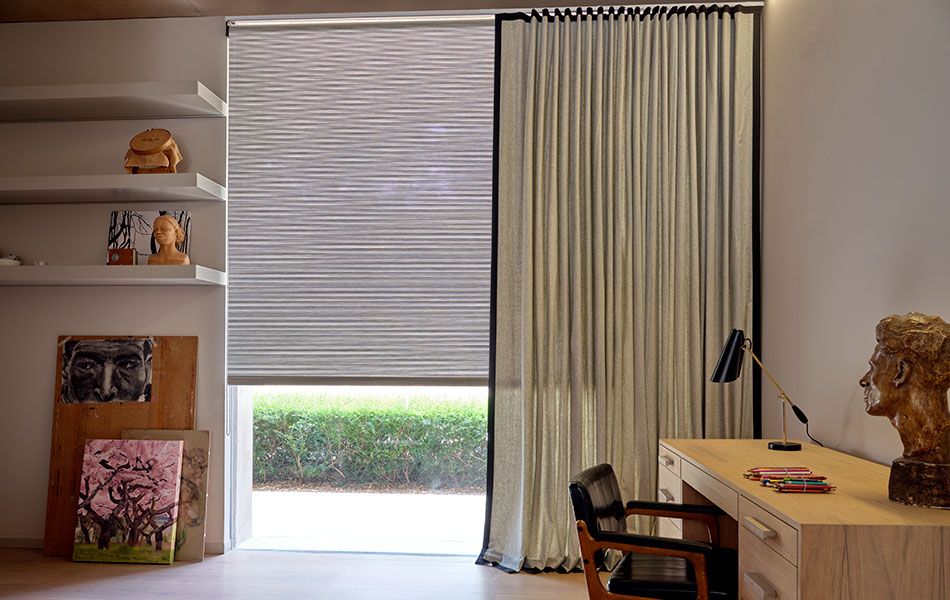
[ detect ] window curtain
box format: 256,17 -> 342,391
227,21 -> 495,384
480,6 -> 757,572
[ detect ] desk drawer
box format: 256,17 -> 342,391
657,464 -> 683,537
657,516 -> 682,539
682,459 -> 738,520
740,527 -> 798,600
740,497 -> 798,566
657,461 -> 683,505
657,443 -> 682,477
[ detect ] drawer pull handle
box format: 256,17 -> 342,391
658,488 -> 675,502
743,516 -> 777,540
658,455 -> 675,467
743,571 -> 778,599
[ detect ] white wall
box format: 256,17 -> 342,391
762,0 -> 950,464
0,17 -> 231,552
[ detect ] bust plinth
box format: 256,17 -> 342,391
889,458 -> 950,508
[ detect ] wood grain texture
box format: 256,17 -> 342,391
738,527 -> 797,600
682,459 -> 739,520
0,548 -> 589,600
664,439 -> 950,600
664,439 -> 950,527
43,336 -> 197,557
739,497 -> 797,566
799,524 -> 950,600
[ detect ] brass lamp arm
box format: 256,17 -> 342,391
740,342 -> 815,449
742,345 -> 797,409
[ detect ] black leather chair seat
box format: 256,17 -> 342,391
606,547 -> 738,600
569,463 -> 738,599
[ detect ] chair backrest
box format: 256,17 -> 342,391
568,463 -> 628,537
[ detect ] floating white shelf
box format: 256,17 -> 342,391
0,172 -> 226,204
0,265 -> 227,286
0,80 -> 227,122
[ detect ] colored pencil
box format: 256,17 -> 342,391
761,476 -> 828,487
773,482 -> 836,493
744,467 -> 813,480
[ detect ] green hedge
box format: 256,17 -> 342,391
253,390 -> 487,491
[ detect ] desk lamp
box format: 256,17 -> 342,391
711,329 -> 821,451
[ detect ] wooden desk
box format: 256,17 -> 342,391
658,438 -> 950,600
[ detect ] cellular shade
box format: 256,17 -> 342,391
227,21 -> 494,384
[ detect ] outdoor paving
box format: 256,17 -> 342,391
240,490 -> 486,556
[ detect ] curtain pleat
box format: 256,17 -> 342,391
482,7 -> 756,572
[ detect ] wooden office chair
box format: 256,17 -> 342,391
569,463 -> 737,600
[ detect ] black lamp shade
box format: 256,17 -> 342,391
710,329 -> 746,383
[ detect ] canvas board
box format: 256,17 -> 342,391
59,337 -> 153,404
106,210 -> 191,265
73,438 -> 183,564
122,429 -> 210,561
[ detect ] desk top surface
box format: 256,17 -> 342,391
662,438 -> 950,528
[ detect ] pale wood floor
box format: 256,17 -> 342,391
0,548 -> 589,600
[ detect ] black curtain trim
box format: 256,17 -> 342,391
496,4 -> 760,24
477,12 -> 503,567
751,8 -> 763,439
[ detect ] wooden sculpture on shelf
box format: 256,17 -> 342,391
124,128 -> 182,174
859,312 -> 950,507
147,214 -> 190,265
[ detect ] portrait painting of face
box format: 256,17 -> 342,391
60,338 -> 153,404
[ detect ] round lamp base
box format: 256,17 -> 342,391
768,441 -> 802,451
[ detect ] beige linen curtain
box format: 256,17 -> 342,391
480,6 -> 757,572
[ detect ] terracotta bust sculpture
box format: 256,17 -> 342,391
859,312 -> 950,507
147,214 -> 190,266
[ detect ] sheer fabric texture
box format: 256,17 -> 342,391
482,7 -> 756,572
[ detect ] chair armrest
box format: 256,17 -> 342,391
574,521 -> 712,600
625,500 -> 725,516
597,530 -> 715,556
624,500 -> 724,545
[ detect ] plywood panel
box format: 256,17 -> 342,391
800,524 -> 950,600
43,335 -> 197,556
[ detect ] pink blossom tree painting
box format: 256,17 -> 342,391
73,438 -> 183,564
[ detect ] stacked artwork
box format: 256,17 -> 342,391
122,429 -> 211,561
73,438 -> 183,564
45,335 -> 197,557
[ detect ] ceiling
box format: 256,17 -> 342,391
0,0 -> 532,23
1,0 -> 743,23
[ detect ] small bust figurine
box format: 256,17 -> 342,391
859,312 -> 950,507
147,214 -> 190,266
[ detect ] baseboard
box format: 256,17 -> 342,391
204,540 -> 231,555
0,536 -> 232,555
0,537 -> 43,549
0,537 -> 232,554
